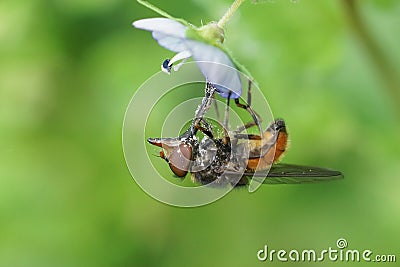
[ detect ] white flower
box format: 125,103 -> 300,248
133,17 -> 242,99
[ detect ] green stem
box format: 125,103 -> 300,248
342,0 -> 400,117
137,0 -> 189,26
217,0 -> 247,28
137,0 -> 174,19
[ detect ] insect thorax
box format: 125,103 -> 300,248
191,137 -> 247,187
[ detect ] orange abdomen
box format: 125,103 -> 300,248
246,130 -> 288,172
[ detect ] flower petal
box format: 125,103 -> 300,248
185,40 -> 242,99
151,31 -> 187,52
133,18 -> 186,38
133,18 -> 242,98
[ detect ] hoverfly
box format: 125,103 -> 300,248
148,78 -> 342,187
148,117 -> 343,187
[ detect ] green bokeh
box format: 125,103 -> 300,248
1,0 -> 399,266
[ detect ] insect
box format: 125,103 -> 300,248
148,118 -> 343,187
148,78 -> 342,186
184,79 -> 262,148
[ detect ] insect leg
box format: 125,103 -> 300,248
234,133 -> 262,140
193,118 -> 214,139
223,91 -> 231,131
234,115 -> 264,135
234,80 -> 262,135
190,82 -> 216,136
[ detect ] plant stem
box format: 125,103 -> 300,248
137,0 -> 189,26
217,0 -> 247,28
342,0 -> 400,117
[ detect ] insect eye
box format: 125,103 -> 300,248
168,144 -> 193,177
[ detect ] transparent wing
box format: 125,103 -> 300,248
245,163 -> 344,184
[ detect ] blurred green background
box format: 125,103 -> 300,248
1,0 -> 399,266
